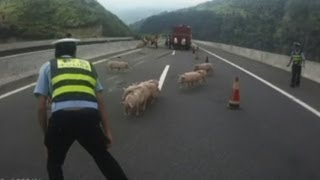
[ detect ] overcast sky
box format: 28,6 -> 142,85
97,0 -> 209,11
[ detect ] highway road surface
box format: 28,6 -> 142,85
0,43 -> 320,180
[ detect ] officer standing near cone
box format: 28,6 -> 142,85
34,38 -> 128,180
287,42 -> 306,88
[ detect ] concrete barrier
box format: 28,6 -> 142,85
195,40 -> 320,84
0,40 -> 140,87
0,37 -> 134,57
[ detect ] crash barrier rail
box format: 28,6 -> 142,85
0,37 -> 134,57
194,40 -> 320,84
0,38 -> 139,87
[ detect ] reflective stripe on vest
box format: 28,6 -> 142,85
292,52 -> 303,63
50,58 -> 97,102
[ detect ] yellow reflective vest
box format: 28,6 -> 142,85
50,58 -> 97,102
292,51 -> 303,65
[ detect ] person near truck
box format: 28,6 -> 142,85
34,38 -> 128,180
287,42 -> 306,88
168,35 -> 172,49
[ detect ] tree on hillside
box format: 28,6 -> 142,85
279,0 -> 320,59
136,0 -> 320,61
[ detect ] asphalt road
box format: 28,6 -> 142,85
0,44 -> 320,180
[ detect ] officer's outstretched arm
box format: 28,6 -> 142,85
96,91 -> 113,146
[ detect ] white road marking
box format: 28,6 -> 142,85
172,50 -> 175,56
132,60 -> 146,68
201,47 -> 320,119
0,49 -> 52,59
93,49 -> 142,65
0,49 -> 142,100
106,75 -> 120,81
158,65 -> 170,91
0,82 -> 36,100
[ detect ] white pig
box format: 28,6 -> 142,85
107,61 -> 129,71
194,63 -> 213,73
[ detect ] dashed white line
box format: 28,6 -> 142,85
201,47 -> 320,119
132,60 -> 146,68
0,49 -> 52,59
0,48 -> 142,100
158,65 -> 170,91
106,75 -> 120,81
0,82 -> 36,100
93,49 -> 142,65
172,50 -> 175,56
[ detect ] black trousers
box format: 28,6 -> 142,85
291,64 -> 302,87
45,108 -> 127,180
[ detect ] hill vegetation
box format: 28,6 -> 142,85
0,0 -> 131,42
133,0 -> 320,61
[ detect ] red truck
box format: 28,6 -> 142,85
171,24 -> 192,50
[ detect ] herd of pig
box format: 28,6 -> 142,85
45,50 -> 214,116
114,58 -> 214,116
121,80 -> 160,116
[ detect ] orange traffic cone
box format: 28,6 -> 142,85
228,77 -> 240,109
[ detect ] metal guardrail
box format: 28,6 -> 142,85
0,37 -> 134,57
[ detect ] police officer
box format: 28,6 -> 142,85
34,38 -> 128,180
287,42 -> 306,88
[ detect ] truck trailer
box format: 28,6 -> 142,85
171,24 -> 192,50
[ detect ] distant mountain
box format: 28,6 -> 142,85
114,8 -> 174,25
134,0 -> 320,61
0,0 -> 132,42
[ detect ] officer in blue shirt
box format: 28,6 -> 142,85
34,38 -> 127,180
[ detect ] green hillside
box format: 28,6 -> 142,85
0,0 -> 132,41
134,0 -> 320,61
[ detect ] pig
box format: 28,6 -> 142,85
107,61 -> 129,71
195,69 -> 207,83
138,85 -> 152,112
123,90 -> 143,116
122,85 -> 149,116
122,83 -> 140,100
178,71 -> 203,88
139,80 -> 160,104
122,79 -> 160,115
194,63 -> 213,73
123,80 -> 160,104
